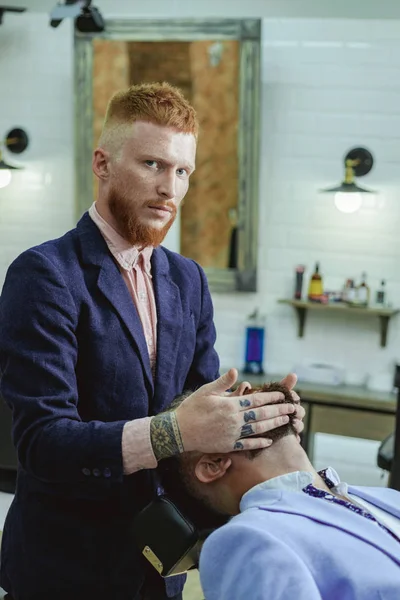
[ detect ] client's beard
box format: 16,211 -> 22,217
109,186 -> 177,248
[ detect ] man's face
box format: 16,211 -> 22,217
105,121 -> 196,247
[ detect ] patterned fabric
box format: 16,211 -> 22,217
302,469 -> 400,544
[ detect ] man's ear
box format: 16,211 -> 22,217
231,381 -> 252,397
92,148 -> 110,180
194,455 -> 232,484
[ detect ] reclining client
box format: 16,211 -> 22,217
160,383 -> 400,600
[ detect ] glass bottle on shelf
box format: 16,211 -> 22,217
357,272 -> 370,306
244,309 -> 265,375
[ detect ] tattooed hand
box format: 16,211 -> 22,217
171,369 -> 297,455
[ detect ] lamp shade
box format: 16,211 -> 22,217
322,182 -> 376,194
0,159 -> 21,171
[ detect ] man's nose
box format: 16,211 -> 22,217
157,172 -> 176,200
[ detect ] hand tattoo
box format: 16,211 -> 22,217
244,410 -> 256,423
150,411 -> 184,461
239,398 -> 251,408
234,442 -> 244,450
240,424 -> 255,437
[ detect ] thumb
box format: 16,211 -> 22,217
280,372 -> 298,391
206,368 -> 238,395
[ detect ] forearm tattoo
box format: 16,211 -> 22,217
150,411 -> 185,461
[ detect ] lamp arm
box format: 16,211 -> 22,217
343,158 -> 360,185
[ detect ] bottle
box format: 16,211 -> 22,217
376,280 -> 386,306
294,265 -> 305,300
244,309 -> 265,375
308,262 -> 323,302
346,279 -> 356,304
357,272 -> 370,306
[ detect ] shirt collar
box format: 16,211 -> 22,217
240,467 -> 343,512
88,202 -> 153,274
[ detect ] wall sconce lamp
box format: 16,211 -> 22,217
0,128 -> 29,189
321,147 -> 376,214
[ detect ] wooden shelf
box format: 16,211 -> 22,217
278,299 -> 400,348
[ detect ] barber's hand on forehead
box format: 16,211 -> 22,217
231,374 -> 305,442
175,368 -> 301,453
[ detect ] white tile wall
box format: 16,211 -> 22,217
0,13 -> 396,490
0,13 -> 75,280
213,19 -> 400,390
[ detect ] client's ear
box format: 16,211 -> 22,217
230,381 -> 252,397
194,455 -> 232,484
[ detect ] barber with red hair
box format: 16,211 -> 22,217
0,83 -> 303,600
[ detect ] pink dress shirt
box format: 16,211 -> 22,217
89,203 -> 158,473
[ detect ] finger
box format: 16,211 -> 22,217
204,369 -> 238,395
241,403 -> 295,425
233,438 -> 273,452
237,390 -> 285,410
239,414 -> 291,437
280,372 -> 298,391
293,418 -> 304,434
291,391 -> 300,403
294,404 -> 305,420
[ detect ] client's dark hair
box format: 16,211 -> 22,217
243,382 -> 297,459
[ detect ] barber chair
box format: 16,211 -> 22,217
134,459 -> 228,577
0,396 -> 17,493
133,496 -> 207,577
377,382 -> 400,491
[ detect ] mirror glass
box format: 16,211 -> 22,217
75,19 -> 261,291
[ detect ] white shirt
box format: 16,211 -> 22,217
247,467 -> 400,539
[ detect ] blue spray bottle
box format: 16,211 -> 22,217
244,308 -> 265,375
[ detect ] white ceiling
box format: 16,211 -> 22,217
5,0 -> 400,20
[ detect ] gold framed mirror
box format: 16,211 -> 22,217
74,18 -> 260,292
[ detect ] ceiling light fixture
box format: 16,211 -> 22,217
0,5 -> 26,25
49,0 -> 105,32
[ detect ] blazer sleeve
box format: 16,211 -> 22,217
0,249 -> 127,487
183,261 -> 220,390
199,522 -> 323,600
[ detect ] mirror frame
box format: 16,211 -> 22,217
74,18 -> 261,292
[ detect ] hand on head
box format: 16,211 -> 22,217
175,368 -> 303,454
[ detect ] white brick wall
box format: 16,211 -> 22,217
213,18 -> 400,389
0,13 -> 75,280
0,12 -> 395,483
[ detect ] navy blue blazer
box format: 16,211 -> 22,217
0,213 -> 220,600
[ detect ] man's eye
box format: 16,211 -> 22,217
177,168 -> 187,176
145,160 -> 157,168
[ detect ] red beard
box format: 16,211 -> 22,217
108,186 -> 177,247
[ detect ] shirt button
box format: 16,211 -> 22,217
103,467 -> 111,478
92,468 -> 101,477
82,468 -> 91,477
139,292 -> 146,301
147,338 -> 153,346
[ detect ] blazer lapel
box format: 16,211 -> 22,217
151,247 -> 183,414
77,213 -> 154,392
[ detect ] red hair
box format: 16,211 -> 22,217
103,81 -> 198,137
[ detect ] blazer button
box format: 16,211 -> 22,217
82,468 -> 91,477
92,468 -> 101,477
103,467 -> 111,478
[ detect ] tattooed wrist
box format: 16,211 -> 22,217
150,410 -> 185,461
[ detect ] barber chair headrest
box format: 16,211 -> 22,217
133,495 -> 209,577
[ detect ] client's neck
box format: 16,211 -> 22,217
247,436 -> 331,494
